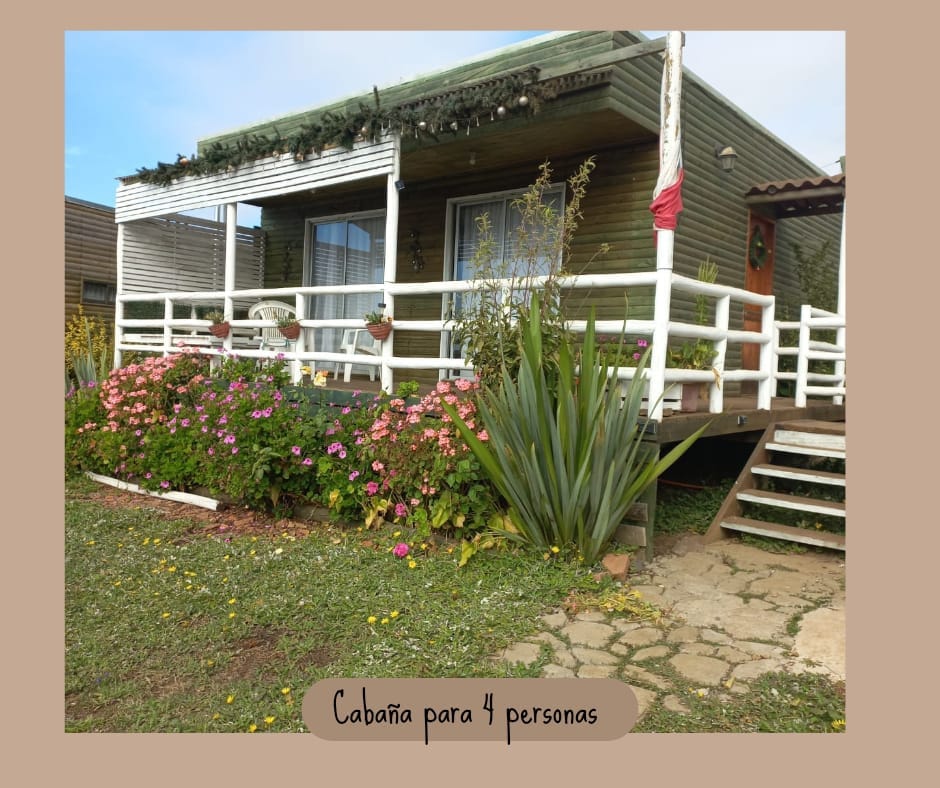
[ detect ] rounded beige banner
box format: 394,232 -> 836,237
302,678 -> 638,745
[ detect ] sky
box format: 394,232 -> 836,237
64,30 -> 845,220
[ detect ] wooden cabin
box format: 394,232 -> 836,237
65,196 -> 118,327
111,30 -> 847,553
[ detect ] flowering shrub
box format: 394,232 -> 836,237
66,350 -> 209,479
595,335 -> 649,367
355,379 -> 497,537
311,392 -> 390,519
65,352 -> 500,535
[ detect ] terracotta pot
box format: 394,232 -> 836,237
278,322 -> 301,340
208,322 -> 230,339
366,321 -> 392,341
680,383 -> 700,412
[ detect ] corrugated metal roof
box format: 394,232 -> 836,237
744,173 -> 845,218
745,173 -> 845,198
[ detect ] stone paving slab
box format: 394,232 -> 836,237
491,539 -> 846,726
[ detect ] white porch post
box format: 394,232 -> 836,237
380,136 -> 401,393
647,30 -> 684,422
113,222 -> 125,369
223,202 -> 237,358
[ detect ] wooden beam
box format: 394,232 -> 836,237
538,36 -> 675,81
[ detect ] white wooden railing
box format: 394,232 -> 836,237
773,305 -> 846,406
114,270 -> 780,421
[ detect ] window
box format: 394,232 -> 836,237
81,279 -> 116,305
304,212 -> 385,354
443,184 -> 564,369
452,185 -> 564,292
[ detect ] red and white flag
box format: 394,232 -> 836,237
649,33 -> 685,235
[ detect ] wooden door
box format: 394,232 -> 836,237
742,210 -> 776,377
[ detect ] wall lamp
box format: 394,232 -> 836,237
409,230 -> 425,272
715,144 -> 738,173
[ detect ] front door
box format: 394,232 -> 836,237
742,210 -> 776,382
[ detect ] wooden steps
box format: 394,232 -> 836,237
719,516 -> 846,551
705,419 -> 846,551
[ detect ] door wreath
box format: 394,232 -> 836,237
749,225 -> 769,269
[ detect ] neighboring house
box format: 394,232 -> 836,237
113,30 -> 844,420
65,196 -> 117,327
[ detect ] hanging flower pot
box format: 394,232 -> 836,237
208,322 -> 230,339
278,322 -> 302,340
366,321 -> 392,341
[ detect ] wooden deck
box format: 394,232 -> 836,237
320,374 -> 845,447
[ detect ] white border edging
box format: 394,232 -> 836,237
85,472 -> 221,511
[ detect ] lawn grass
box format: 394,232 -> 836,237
65,481 -> 602,732
65,476 -> 844,734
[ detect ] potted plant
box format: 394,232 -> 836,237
667,339 -> 718,412
596,335 -> 682,411
364,307 -> 393,341
205,310 -> 230,339
276,314 -> 302,340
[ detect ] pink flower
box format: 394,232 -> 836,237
392,542 -> 409,558
291,446 -> 302,456
394,502 -> 408,518
349,470 -> 360,481
366,481 -> 379,496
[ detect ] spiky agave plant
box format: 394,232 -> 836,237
442,293 -> 707,564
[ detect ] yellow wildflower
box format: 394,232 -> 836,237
408,560 -> 417,569
367,615 -> 377,624
380,618 -> 389,625
226,695 -> 234,704
390,610 -> 400,619
85,540 -> 95,546
228,612 -> 236,619
265,716 -> 276,725
161,612 -> 171,619
228,598 -> 237,605
248,724 -> 257,733
212,713 -> 221,720
550,545 -> 560,554
153,538 -> 161,545
281,687 -> 291,695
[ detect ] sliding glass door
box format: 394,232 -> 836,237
305,212 -> 385,354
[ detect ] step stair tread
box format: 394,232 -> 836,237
773,429 -> 845,450
737,488 -> 845,517
751,463 -> 846,486
775,419 -> 845,435
765,441 -> 846,459
720,516 -> 845,551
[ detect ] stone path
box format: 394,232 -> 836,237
494,538 -> 845,721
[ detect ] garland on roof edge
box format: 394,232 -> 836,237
129,71 -> 555,187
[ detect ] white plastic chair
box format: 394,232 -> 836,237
248,300 -> 296,350
334,329 -> 379,382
